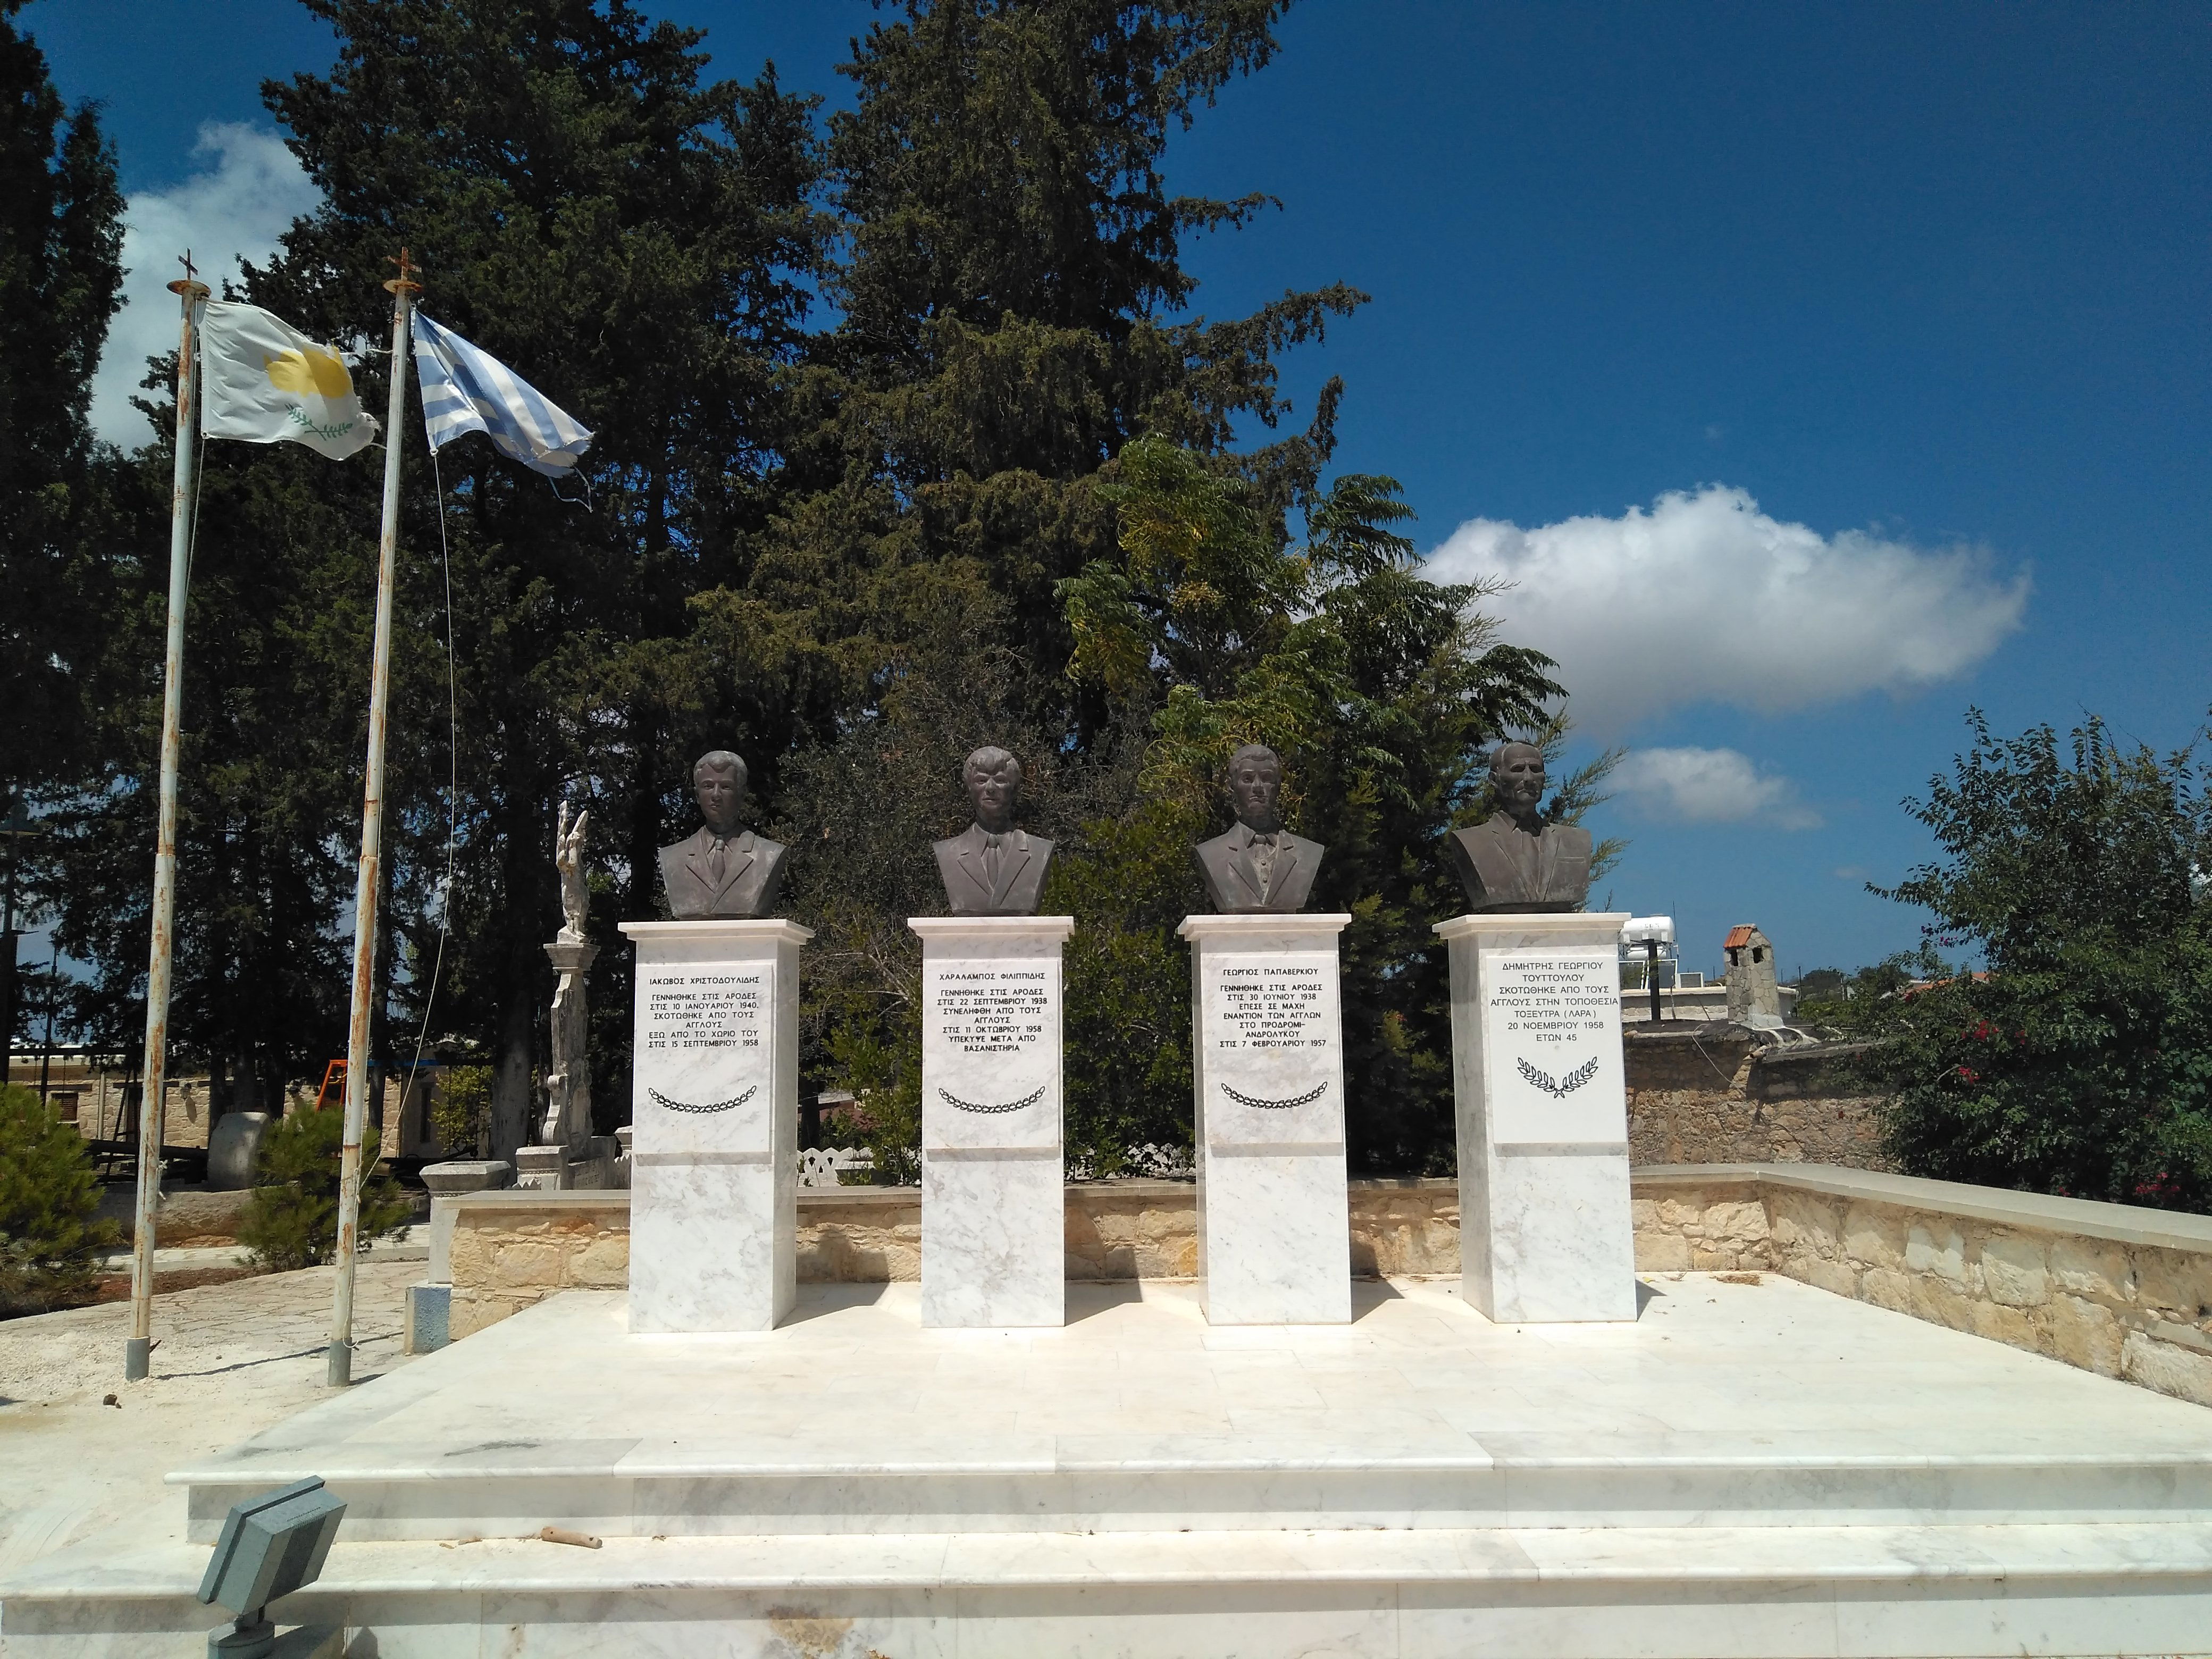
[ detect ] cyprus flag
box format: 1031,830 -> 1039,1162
199,301 -> 379,459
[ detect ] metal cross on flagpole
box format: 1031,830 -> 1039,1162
124,254 -> 210,1384
326,248 -> 421,1387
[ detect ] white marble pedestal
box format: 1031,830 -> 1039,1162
618,918 -> 810,1332
1179,912 -> 1353,1325
1436,911 -> 1638,1322
912,915 -> 1075,1328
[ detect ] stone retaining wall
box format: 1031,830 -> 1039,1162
437,1166 -> 2212,1410
1624,1029 -> 1890,1169
1635,1164 -> 2212,1407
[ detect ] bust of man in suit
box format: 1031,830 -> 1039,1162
1445,742 -> 1591,914
1194,744 -> 1326,914
933,747 -> 1055,915
657,750 -> 789,919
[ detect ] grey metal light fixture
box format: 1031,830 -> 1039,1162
196,1477 -> 347,1657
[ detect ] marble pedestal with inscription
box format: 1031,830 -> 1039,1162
1436,911 -> 1637,1322
1178,913 -> 1353,1325
618,918 -> 810,1333
911,915 -> 1076,1328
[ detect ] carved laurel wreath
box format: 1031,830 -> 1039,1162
939,1083 -> 1049,1115
1516,1057 -> 1599,1099
1221,1080 -> 1328,1111
648,1084 -> 758,1116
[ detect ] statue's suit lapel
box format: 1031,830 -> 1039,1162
987,831 -> 1032,909
685,828 -> 756,911
953,825 -> 995,910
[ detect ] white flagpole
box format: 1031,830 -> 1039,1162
125,260 -> 210,1384
328,249 -> 420,1386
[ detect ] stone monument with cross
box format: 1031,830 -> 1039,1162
912,747 -> 1073,1327
1434,741 -> 1637,1322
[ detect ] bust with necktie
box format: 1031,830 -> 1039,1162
1443,741 -> 1592,914
933,746 -> 1055,915
1193,743 -> 1326,914
656,749 -> 790,919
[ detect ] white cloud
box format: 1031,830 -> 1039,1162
1425,485 -> 2030,734
1612,746 -> 1822,830
90,124 -> 322,447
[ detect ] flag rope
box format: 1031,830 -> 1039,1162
401,445 -> 460,1113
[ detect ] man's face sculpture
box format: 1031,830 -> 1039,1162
1229,751 -> 1283,832
695,763 -> 747,838
966,752 -> 1021,833
1493,745 -> 1546,823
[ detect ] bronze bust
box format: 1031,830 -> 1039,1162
1445,742 -> 1591,913
933,747 -> 1055,915
1194,744 -> 1325,913
657,750 -> 789,919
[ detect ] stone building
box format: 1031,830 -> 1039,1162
1722,923 -> 1783,1027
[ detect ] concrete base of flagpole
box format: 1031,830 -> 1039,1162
124,1337 -> 149,1381
325,1340 -> 351,1387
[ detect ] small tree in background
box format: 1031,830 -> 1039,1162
1861,710 -> 2212,1212
0,1083 -> 118,1314
239,1107 -> 414,1271
429,1064 -> 493,1159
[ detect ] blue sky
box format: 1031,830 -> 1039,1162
26,0 -> 2212,979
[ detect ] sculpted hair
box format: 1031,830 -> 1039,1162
1227,743 -> 1281,773
1487,741 -> 1544,780
693,750 -> 748,790
962,745 -> 1021,784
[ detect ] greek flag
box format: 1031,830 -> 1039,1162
411,312 -> 593,477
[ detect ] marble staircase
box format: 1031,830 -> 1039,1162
6,1275 -> 2211,1656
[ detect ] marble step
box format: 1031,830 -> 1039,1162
10,1523 -> 2212,1658
176,1442 -> 2212,1543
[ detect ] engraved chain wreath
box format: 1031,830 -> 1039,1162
939,1083 -> 1049,1115
648,1084 -> 758,1115
1220,1080 -> 1328,1111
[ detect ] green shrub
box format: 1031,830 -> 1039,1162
0,1083 -> 119,1313
239,1106 -> 414,1271
429,1063 -> 492,1158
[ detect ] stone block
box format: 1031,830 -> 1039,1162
1862,1268 -> 1912,1314
1698,1200 -> 1769,1250
1656,1196 -> 1705,1230
2122,1329 -> 2212,1409
1801,1258 -> 1860,1298
1904,1222 -> 1967,1288
1908,1274 -> 1979,1335
1690,1247 -> 1742,1272
573,1231 -> 630,1286
2048,1237 -> 2134,1303
1635,1231 -> 1692,1272
1978,1234 -> 2050,1308
1839,1202 -> 1905,1270
1629,1197 -> 1661,1229
1968,1298 -> 2040,1353
2049,1295 -> 2124,1376
490,1239 -> 569,1289
2131,1248 -> 2212,1323
1766,1191 -> 1840,1259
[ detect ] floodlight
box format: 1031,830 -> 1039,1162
196,1477 -> 346,1657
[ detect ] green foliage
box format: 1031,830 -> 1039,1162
0,1083 -> 118,1314
430,1064 -> 492,1158
1856,711 -> 2212,1211
0,4 -> 124,808
1062,435 -> 1576,1171
239,1106 -> 413,1271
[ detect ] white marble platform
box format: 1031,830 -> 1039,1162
1438,911 -> 1639,1322
11,1275 -> 2212,1655
1181,912 -> 1354,1324
617,918 -> 809,1332
912,914 -> 1075,1328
